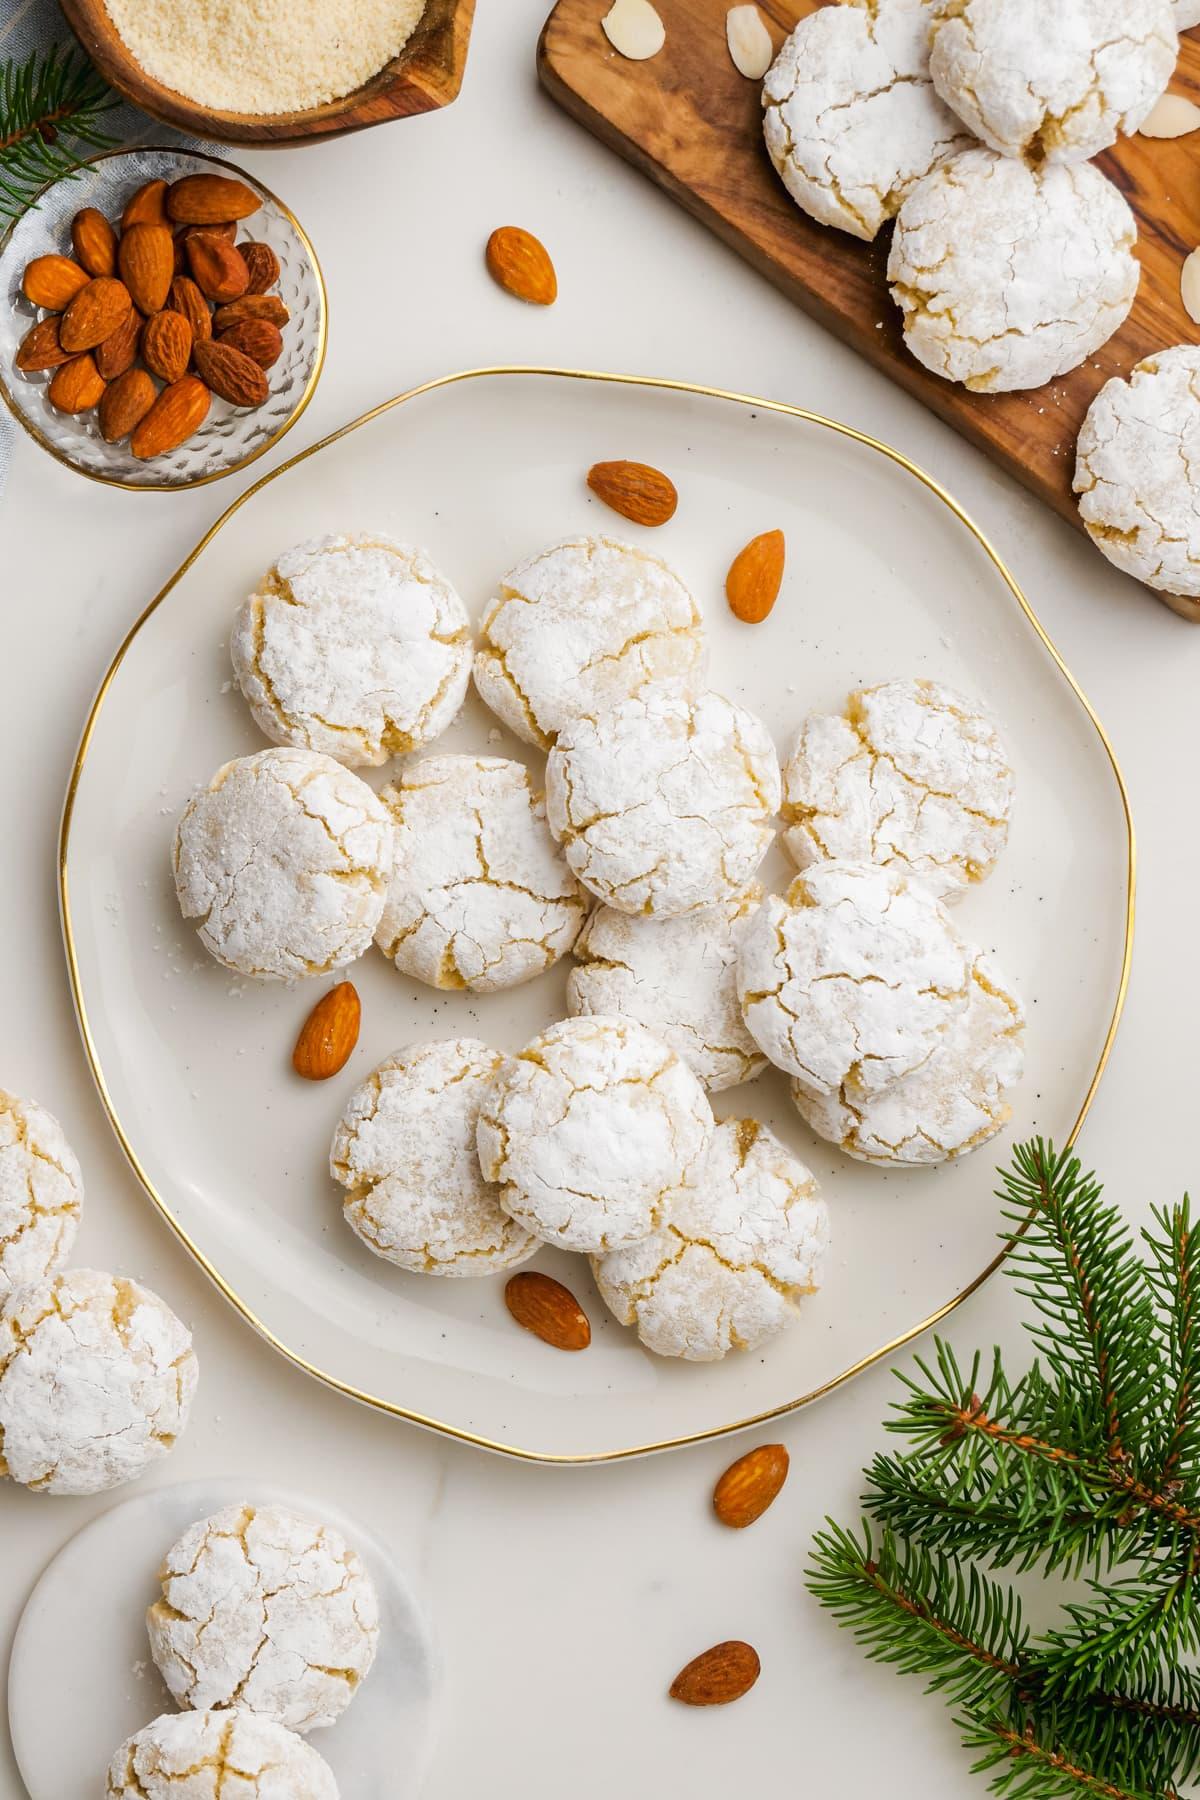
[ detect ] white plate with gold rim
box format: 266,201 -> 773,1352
60,368 -> 1134,1464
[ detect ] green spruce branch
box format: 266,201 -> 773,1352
0,46 -> 118,225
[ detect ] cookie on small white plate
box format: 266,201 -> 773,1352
147,1501 -> 380,1732
781,678 -> 1014,899
0,1091 -> 83,1300
476,1016 -> 714,1255
1074,346 -> 1200,597
566,885 -> 767,1092
762,0 -> 971,242
332,1039 -> 537,1277
173,747 -> 392,981
375,755 -> 587,992
473,535 -> 706,748
230,534 -> 472,768
593,1118 -> 829,1361
545,681 -> 780,918
106,1709 -> 337,1800
929,0 -> 1177,164
889,148 -> 1138,391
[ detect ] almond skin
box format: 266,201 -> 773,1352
587,459 -> 678,526
98,368 -> 157,444
726,529 -> 785,624
485,225 -> 558,305
94,309 -> 143,380
48,353 -> 106,414
213,294 -> 289,330
669,1642 -> 761,1706
292,983 -> 361,1081
712,1443 -> 790,1528
187,233 -> 249,303
504,1271 -> 591,1351
142,309 -> 193,383
193,338 -> 268,406
15,317 -> 72,372
118,223 -> 175,315
166,276 -> 213,346
167,173 -> 261,225
131,374 -> 210,459
121,178 -> 169,230
217,317 -> 283,369
71,207 -> 117,278
239,241 -> 280,294
22,254 -> 89,310
59,277 -> 134,353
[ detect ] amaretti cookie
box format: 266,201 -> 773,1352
737,861 -> 970,1100
1074,346 -> 1200,597
106,1709 -> 338,1800
473,535 -> 706,749
0,1268 -> 197,1496
545,681 -> 780,918
888,148 -> 1138,392
929,0 -> 1177,164
762,0 -> 971,242
230,533 -> 472,768
147,1502 -> 380,1732
332,1039 -> 537,1277
375,755 -> 587,992
593,1118 -> 829,1361
792,953 -> 1024,1166
781,678 -> 1014,899
173,747 -> 392,981
566,886 -> 767,1092
0,1090 -> 83,1299
477,1016 -> 714,1255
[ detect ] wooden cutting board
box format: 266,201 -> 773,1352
538,0 -> 1200,619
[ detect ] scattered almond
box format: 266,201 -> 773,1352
669,1641 -> 761,1706
71,207 -> 117,278
726,5 -> 773,79
167,173 -> 261,225
218,317 -> 283,369
1139,93 -> 1200,138
166,275 -> 213,346
504,1271 -> 592,1351
187,233 -> 250,303
726,528 -> 785,623
485,226 -> 558,305
59,277 -> 134,354
22,254 -> 89,310
1182,247 -> 1200,324
292,982 -> 361,1081
48,354 -> 106,414
94,309 -> 142,381
14,317 -> 72,372
213,293 -> 289,330
142,308 -> 193,383
239,241 -> 280,295
98,367 -> 157,444
712,1443 -> 790,1528
118,223 -> 175,314
193,337 -> 269,406
131,374 -> 211,460
601,0 -> 665,60
121,178 -> 169,230
587,458 -> 678,526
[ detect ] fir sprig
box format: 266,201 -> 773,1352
807,1141 -> 1200,1799
0,46 -> 118,224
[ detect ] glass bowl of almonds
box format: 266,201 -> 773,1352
0,147 -> 326,489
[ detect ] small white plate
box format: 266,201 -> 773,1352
60,368 -> 1134,1462
8,1478 -> 438,1800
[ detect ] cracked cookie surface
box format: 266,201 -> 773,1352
929,0 -> 1176,164
737,860 -> 970,1099
477,1016 -> 715,1255
888,147 -> 1138,391
332,1039 -> 537,1276
173,747 -> 393,981
567,886 -> 767,1092
1074,346 -> 1200,596
792,951 -> 1024,1165
762,0 -> 971,242
146,1501 -> 380,1732
592,1117 -> 830,1361
545,681 -> 780,918
0,1091 -> 82,1300
230,534 -> 471,769
0,1268 -> 197,1495
472,535 -> 706,749
781,678 -> 1014,899
375,755 -> 587,992
106,1707 -> 338,1799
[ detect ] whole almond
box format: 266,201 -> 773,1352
238,240 -> 280,295
726,529 -> 785,624
712,1443 -> 789,1528
98,367 -> 157,443
121,178 -> 169,230
48,353 -> 106,414
292,983 -> 361,1081
15,316 -> 72,372
166,276 -> 213,346
504,1271 -> 591,1351
118,223 -> 175,315
669,1642 -> 761,1706
94,308 -> 143,380
131,374 -> 210,459
142,309 -> 193,383
167,173 -> 261,225
218,317 -> 282,369
187,233 -> 249,303
22,254 -> 89,310
193,338 -> 268,406
485,226 -> 558,305
587,459 -> 678,526
59,277 -> 133,353
213,294 -> 289,330
71,207 -> 117,278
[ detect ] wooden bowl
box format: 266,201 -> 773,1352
60,0 -> 475,146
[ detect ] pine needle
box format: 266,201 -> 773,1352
0,46 -> 118,225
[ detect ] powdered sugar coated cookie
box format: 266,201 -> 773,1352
106,1709 -> 338,1800
0,1091 -> 82,1300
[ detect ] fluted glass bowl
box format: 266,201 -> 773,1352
0,147 -> 326,489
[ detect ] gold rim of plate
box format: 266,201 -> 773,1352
58,366 -> 1138,1464
0,145 -> 328,492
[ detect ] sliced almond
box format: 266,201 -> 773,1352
504,1271 -> 591,1351
1139,93 -> 1200,138
669,1641 -> 761,1706
712,1443 -> 789,1527
726,5 -> 773,80
601,0 -> 665,61
1181,247 -> 1200,324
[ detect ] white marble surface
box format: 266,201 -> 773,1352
0,4 -> 1193,1794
